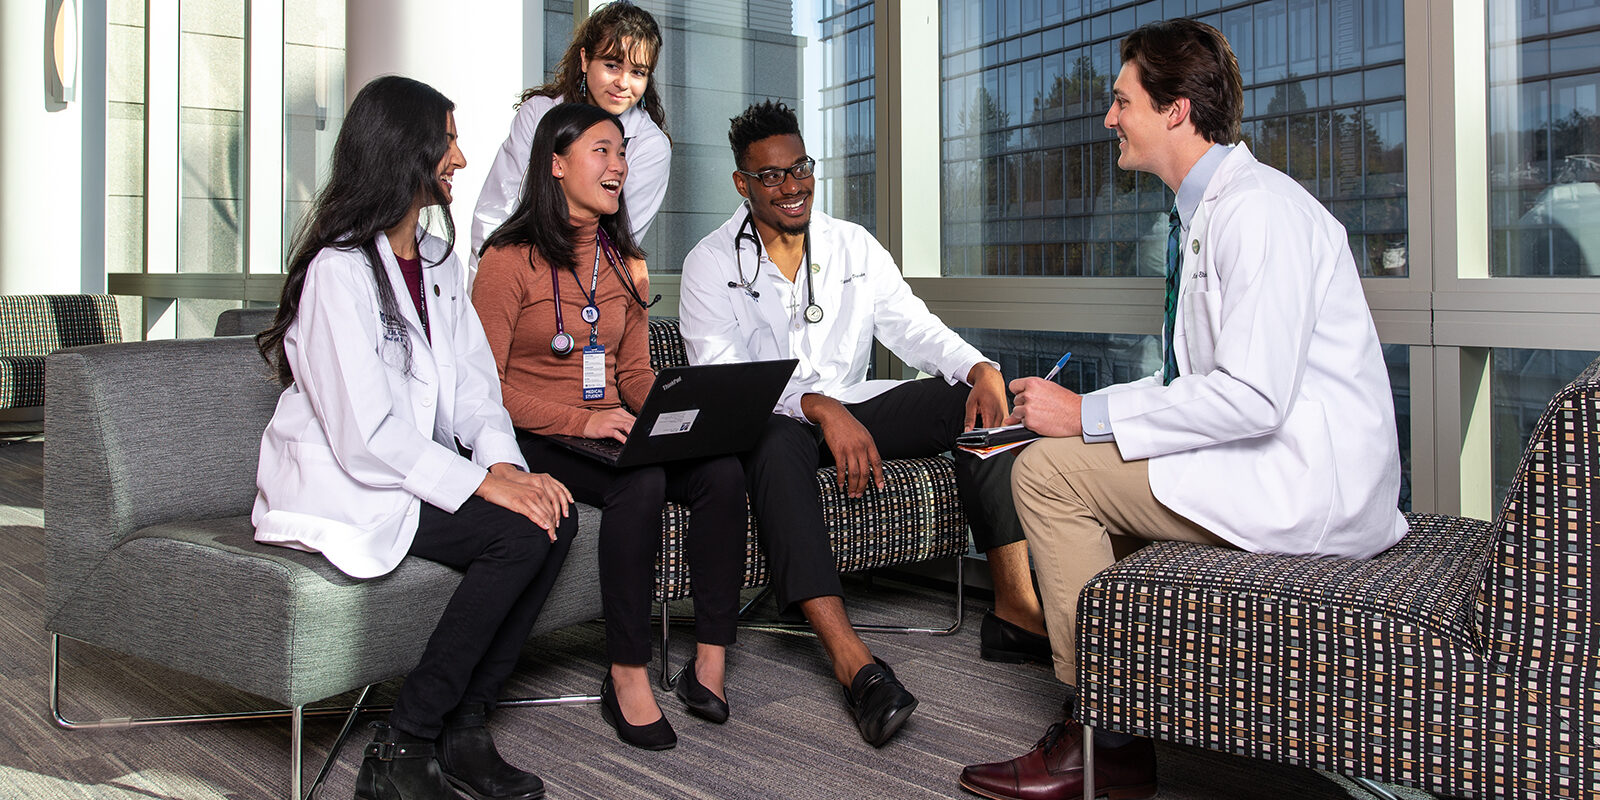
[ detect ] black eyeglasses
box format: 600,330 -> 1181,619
737,157 -> 816,187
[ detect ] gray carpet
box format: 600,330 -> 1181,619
0,440 -> 1437,799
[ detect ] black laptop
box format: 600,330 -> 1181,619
545,359 -> 798,468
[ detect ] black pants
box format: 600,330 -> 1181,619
518,433 -> 746,665
742,377 -> 1023,610
388,495 -> 576,739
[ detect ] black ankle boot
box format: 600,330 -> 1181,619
353,721 -> 457,800
437,704 -> 545,800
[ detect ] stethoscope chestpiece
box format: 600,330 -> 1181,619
551,331 -> 575,357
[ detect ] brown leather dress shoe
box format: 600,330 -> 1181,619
958,723 -> 1156,800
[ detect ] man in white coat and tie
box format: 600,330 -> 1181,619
958,19 -> 1408,800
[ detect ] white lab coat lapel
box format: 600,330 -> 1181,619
373,230 -> 441,438
748,226 -> 802,357
1172,147 -> 1251,377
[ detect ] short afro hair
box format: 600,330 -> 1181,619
728,100 -> 802,170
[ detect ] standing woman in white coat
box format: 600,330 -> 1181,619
254,75 -> 574,800
471,1 -> 670,271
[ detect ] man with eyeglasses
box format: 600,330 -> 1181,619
680,100 -> 1051,748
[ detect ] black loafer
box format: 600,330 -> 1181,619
673,657 -> 730,724
600,673 -> 677,751
843,657 -> 917,747
979,610 -> 1053,666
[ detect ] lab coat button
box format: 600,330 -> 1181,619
421,396 -> 433,408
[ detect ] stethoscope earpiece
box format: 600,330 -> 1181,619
728,280 -> 760,299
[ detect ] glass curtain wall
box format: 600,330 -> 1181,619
283,0 -> 346,260
940,0 -> 1406,279
106,0 -> 147,337
177,0 -> 247,335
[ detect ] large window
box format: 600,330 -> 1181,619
939,0 -> 1407,278
95,2 -> 1600,520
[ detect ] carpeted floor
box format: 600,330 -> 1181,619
0,439 -> 1437,799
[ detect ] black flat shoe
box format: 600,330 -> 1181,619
843,657 -> 917,747
673,656 -> 730,724
979,610 -> 1053,666
600,673 -> 677,750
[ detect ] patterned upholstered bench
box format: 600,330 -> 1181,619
644,318 -> 970,683
1,294 -> 121,411
1076,356 -> 1600,800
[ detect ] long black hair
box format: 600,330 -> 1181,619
481,102 -> 645,272
521,1 -> 668,137
257,75 -> 456,386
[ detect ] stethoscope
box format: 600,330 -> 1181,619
548,226 -> 658,356
728,207 -> 824,325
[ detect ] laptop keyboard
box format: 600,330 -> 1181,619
586,437 -> 626,459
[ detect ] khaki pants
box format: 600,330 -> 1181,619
1013,436 -> 1231,685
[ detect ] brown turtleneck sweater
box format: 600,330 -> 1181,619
472,218 -> 653,436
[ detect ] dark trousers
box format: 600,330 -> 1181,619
388,495 -> 576,739
518,433 -> 746,665
742,377 -> 1023,610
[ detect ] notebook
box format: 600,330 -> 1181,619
544,359 -> 798,468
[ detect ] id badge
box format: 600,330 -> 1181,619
582,343 -> 606,401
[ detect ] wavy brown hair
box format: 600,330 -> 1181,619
1120,19 -> 1243,145
520,2 -> 667,135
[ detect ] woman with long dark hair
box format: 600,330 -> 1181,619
471,1 -> 669,271
255,75 -> 572,800
473,103 -> 745,751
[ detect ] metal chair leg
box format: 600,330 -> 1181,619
50,632 -> 599,799
290,705 -> 304,800
305,684 -> 372,799
666,558 -> 969,637
1081,723 -> 1095,800
1350,776 -> 1404,800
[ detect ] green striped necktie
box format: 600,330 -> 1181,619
1162,206 -> 1181,385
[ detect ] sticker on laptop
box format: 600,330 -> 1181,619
650,409 -> 700,436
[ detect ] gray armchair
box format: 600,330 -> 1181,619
44,336 -> 605,799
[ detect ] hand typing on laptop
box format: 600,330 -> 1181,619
584,407 -> 636,443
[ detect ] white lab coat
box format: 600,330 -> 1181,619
470,95 -> 671,273
680,206 -> 994,420
1101,145 -> 1407,558
253,230 -> 527,579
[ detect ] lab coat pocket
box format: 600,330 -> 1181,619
1180,289 -> 1222,374
282,440 -> 409,530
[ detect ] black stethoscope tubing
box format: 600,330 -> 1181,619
728,207 -> 823,324
547,228 -> 659,357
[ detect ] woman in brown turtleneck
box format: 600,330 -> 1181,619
472,103 -> 745,752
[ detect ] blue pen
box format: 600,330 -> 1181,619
1041,352 -> 1072,383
